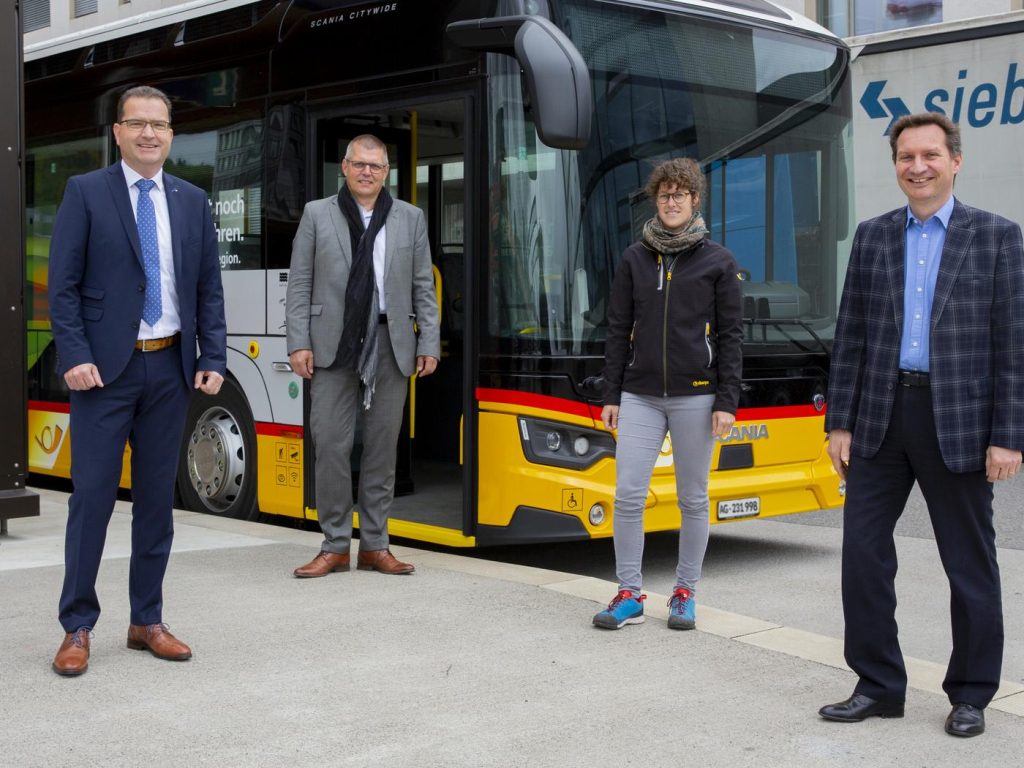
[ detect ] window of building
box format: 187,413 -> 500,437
818,0 -> 942,36
23,0 -> 51,32
74,0 -> 99,17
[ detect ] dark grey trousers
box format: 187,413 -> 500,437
309,326 -> 410,552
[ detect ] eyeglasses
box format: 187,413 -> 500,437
118,119 -> 172,133
656,191 -> 691,205
346,160 -> 389,174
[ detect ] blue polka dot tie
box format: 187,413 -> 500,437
136,178 -> 162,327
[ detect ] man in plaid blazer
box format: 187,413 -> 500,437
819,113 -> 1024,738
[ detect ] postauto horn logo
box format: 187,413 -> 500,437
861,64 -> 1024,134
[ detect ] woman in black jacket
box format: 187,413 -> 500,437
593,158 -> 744,631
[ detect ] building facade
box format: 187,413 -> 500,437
22,0 -> 1024,44
778,0 -> 1022,35
23,0 -> 252,45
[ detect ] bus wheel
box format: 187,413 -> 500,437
177,378 -> 259,520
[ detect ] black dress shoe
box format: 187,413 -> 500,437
945,703 -> 985,737
819,693 -> 905,722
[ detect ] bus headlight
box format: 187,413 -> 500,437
518,417 -> 616,470
588,503 -> 606,526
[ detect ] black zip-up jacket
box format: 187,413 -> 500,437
603,237 -> 744,413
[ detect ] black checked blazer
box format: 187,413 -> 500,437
825,199 -> 1024,473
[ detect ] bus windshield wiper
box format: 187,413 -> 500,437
744,318 -> 828,355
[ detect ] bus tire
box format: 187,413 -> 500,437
177,377 -> 259,521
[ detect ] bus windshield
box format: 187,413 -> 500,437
485,0 -> 852,356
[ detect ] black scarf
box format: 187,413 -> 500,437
336,184 -> 393,407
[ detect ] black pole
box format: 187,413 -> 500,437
0,0 -> 40,534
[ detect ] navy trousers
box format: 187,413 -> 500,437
59,345 -> 190,631
841,384 -> 1003,708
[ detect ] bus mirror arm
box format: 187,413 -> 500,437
446,15 -> 521,50
446,15 -> 592,150
578,374 -> 606,404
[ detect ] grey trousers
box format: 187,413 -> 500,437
613,392 -> 716,594
309,326 -> 409,552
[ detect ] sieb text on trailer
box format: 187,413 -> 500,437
850,11 -> 1024,223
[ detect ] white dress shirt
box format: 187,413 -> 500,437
360,205 -> 387,313
122,160 -> 181,339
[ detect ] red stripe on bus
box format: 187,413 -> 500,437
475,388 -> 825,421
475,387 -> 601,419
255,422 -> 304,438
27,405 -> 305,436
29,400 -> 70,414
735,405 -> 825,420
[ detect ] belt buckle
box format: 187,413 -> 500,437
138,335 -> 171,352
899,370 -> 926,387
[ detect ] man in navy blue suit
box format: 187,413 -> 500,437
820,113 -> 1024,736
48,86 -> 226,676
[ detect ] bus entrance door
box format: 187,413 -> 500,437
311,98 -> 473,547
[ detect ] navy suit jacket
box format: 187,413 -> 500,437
826,199 -> 1024,473
48,162 -> 226,385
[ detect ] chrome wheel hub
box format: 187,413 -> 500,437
185,406 -> 246,513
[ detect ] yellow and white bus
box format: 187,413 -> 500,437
26,0 -> 852,546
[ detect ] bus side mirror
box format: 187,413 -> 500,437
446,15 -> 592,150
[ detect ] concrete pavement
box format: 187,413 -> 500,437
1,488 -> 1021,767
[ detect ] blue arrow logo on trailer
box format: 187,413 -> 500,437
860,80 -> 911,134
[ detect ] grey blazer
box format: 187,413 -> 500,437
285,196 -> 440,377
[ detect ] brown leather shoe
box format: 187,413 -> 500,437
293,550 -> 351,578
357,548 -> 415,574
126,623 -> 192,661
52,628 -> 91,676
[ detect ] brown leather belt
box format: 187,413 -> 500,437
135,332 -> 180,352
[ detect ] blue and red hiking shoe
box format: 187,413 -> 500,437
667,587 -> 696,630
592,590 -> 646,629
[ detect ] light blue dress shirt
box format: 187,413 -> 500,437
899,195 -> 955,372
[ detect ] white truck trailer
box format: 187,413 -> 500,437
849,11 -> 1024,224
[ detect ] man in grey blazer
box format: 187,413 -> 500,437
286,134 -> 440,577
819,113 -> 1024,737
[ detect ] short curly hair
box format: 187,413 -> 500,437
645,157 -> 706,204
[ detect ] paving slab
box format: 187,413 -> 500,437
1,488 -> 1021,767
